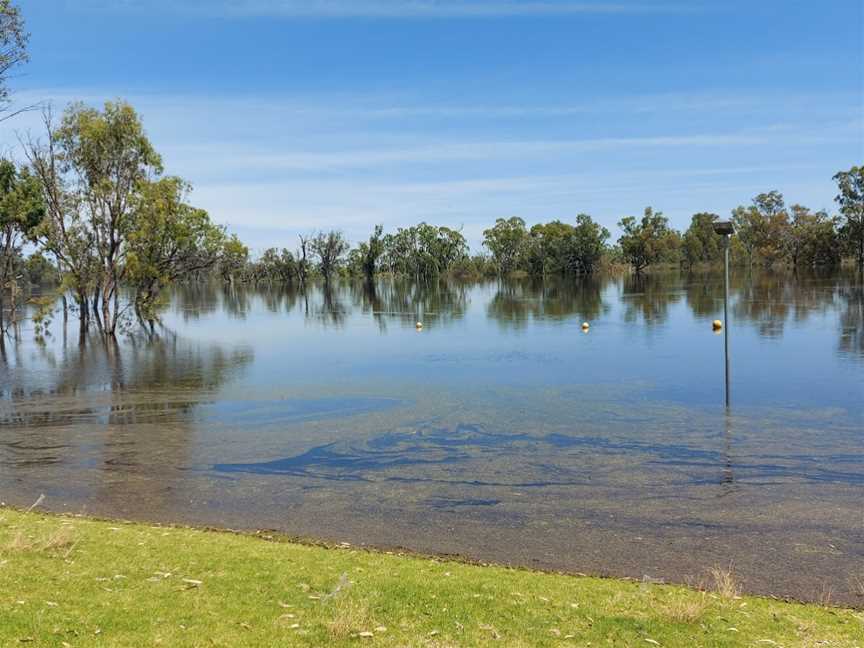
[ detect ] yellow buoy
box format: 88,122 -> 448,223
712,319 -> 723,330
581,322 -> 590,331
415,321 -> 423,330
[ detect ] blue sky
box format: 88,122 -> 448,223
6,0 -> 864,252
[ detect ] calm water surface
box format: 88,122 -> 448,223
1,270 -> 862,604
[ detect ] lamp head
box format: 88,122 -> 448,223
713,221 -> 735,236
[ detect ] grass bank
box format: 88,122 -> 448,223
1,508 -> 861,647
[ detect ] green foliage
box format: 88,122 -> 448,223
730,191 -> 842,269
482,216 -> 529,274
23,252 -> 58,285
0,158 -> 44,319
310,230 -> 350,280
25,100 -> 165,332
381,223 -> 468,280
681,212 -> 722,268
785,205 -> 841,267
126,177 -> 228,317
526,214 -> 610,275
220,235 -> 249,283
833,165 -> 864,266
0,0 -> 28,112
248,247 -> 298,283
617,207 -> 681,273
345,224 -> 384,279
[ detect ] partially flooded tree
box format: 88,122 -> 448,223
381,223 -> 468,280
218,234 -> 248,285
525,215 -> 609,275
310,229 -> 349,281
681,212 -> 722,269
126,177 -> 228,318
732,191 -> 790,268
0,158 -> 43,329
617,207 -> 681,273
483,216 -> 529,275
24,102 -> 163,334
834,166 -> 864,268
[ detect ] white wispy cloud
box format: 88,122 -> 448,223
164,134 -> 770,173
73,0 -> 700,18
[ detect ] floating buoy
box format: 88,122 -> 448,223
415,321 -> 423,330
712,319 -> 723,331
581,322 -> 590,331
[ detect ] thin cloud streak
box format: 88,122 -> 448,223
166,134 -> 768,172
75,0 -> 700,18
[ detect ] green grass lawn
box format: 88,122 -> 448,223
1,508 -> 861,647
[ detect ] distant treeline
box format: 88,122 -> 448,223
242,174 -> 864,285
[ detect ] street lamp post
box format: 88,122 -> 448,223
713,221 -> 735,408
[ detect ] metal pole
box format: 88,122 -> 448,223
723,236 -> 730,409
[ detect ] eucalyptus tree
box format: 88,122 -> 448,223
732,191 -> 790,268
361,224 -> 384,279
310,229 -> 349,281
0,159 -> 43,328
24,101 -> 163,334
219,234 -> 248,284
617,207 -> 681,273
525,215 -> 608,276
126,177 -> 228,318
681,212 -> 722,269
834,166 -> 864,268
297,234 -> 310,285
382,223 -> 468,280
483,216 -> 529,275
785,205 -> 840,267
250,247 -> 297,283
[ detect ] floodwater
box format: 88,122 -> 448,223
1,270 -> 862,605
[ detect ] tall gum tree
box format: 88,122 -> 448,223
25,101 -> 163,335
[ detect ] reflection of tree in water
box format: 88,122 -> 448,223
349,278 -> 468,331
302,281 -> 349,328
170,283 -> 221,321
1,321 -> 254,517
488,276 -> 609,329
221,285 -> 251,320
2,323 -> 254,423
259,283 -> 301,315
621,273 -> 683,327
683,271 -> 723,319
837,273 -> 863,361
731,270 -> 838,339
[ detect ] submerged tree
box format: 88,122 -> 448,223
0,158 -> 44,328
381,223 -> 468,281
126,177 -> 228,318
310,229 -> 349,281
784,205 -> 841,268
483,216 -> 529,275
732,191 -> 790,268
525,214 -> 609,276
24,101 -> 164,334
681,212 -> 722,269
219,234 -> 248,285
834,166 -> 864,268
249,247 -> 297,283
346,224 -> 384,279
617,207 -> 680,273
